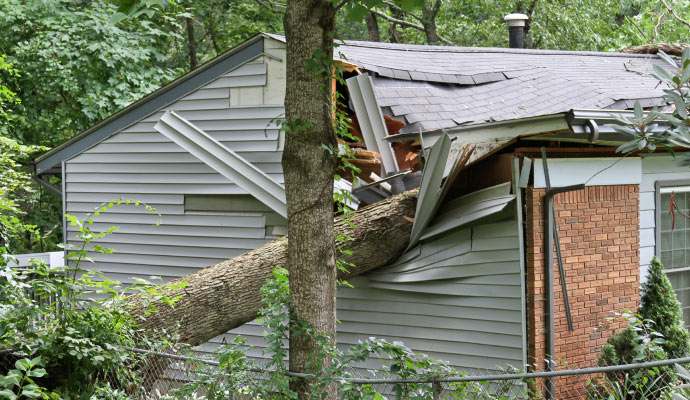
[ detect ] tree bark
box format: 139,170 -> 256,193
366,12 -> 381,42
186,13 -> 198,70
622,43 -> 689,56
282,0 -> 340,397
421,0 -> 442,45
388,5 -> 405,43
124,190 -> 417,347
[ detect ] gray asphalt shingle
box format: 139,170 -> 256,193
337,40 -> 672,133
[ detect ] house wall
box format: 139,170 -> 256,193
639,154 -> 690,279
355,217 -> 525,372
63,37 -> 288,350
62,34 -> 527,375
64,38 -> 287,286
525,185 -> 639,397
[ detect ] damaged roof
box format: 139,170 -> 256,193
335,40 -> 671,134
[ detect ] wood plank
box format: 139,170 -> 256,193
65,182 -> 250,195
337,286 -> 523,310
204,74 -> 267,89
178,88 -> 230,101
84,140 -> 279,153
64,211 -> 265,227
337,298 -> 522,323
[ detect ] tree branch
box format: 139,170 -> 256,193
381,0 -> 422,22
368,9 -> 454,45
660,0 -> 690,28
253,0 -> 286,14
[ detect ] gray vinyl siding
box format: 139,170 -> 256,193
63,34 -> 525,373
216,215 -> 524,373
63,37 -> 288,350
351,218 -> 524,372
640,155 -> 690,281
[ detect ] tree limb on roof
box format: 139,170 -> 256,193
622,43 -> 689,57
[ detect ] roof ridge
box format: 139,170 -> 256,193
338,39 -> 662,59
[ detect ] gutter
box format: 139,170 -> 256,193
31,163 -> 62,197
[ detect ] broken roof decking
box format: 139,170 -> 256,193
336,41 -> 671,134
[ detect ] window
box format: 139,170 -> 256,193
657,183 -> 690,327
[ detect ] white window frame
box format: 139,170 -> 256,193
655,180 -> 690,328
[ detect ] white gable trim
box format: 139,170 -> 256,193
155,111 -> 287,218
533,157 -> 642,188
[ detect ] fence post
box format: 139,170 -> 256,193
432,380 -> 441,400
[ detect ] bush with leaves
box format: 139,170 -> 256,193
593,312 -> 669,400
0,200 -> 184,399
639,257 -> 690,359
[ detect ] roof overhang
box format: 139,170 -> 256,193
388,108 -> 671,152
33,33 -> 272,176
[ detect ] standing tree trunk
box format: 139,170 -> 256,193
366,12 -> 381,42
283,1 -> 338,398
421,0 -> 442,44
186,13 -> 198,70
388,5 -> 404,43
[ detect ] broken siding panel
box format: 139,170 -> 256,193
333,213 -> 524,372
639,155 -> 690,280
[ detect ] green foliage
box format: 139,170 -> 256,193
0,135 -> 49,253
594,312 -> 668,399
0,0 -> 178,147
615,48 -> 690,158
167,267 -> 539,400
0,202 -> 176,399
639,257 -> 690,358
339,0 -> 689,52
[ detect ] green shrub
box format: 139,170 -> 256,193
639,257 -> 690,358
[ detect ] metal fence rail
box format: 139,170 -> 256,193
106,347 -> 690,399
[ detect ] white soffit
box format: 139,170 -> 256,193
346,74 -> 399,174
533,157 -> 641,188
155,111 -> 287,218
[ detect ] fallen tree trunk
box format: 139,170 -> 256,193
125,190 -> 418,346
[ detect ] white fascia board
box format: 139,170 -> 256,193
533,157 -> 641,188
155,111 -> 287,218
346,74 -> 399,174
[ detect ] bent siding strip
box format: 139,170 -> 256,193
154,111 -> 287,217
335,183 -> 524,372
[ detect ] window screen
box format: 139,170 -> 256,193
659,188 -> 690,328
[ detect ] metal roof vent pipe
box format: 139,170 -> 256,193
504,13 -> 529,48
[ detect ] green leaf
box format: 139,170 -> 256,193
653,64 -> 674,83
634,101 -> 644,120
0,390 -> 16,400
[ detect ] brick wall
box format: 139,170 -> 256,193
525,185 -> 640,396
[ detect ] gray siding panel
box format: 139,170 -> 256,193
334,215 -> 525,372
640,155 -> 690,280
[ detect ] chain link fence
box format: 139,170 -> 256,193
3,344 -> 686,399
